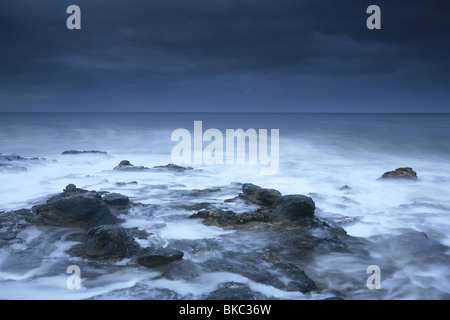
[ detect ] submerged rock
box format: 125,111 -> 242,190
137,247 -> 184,268
153,163 -> 193,172
381,167 -> 417,180
84,225 -> 139,260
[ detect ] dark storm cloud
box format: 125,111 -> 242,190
0,0 -> 449,112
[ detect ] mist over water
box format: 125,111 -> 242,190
0,113 -> 449,299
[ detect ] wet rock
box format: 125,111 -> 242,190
62,150 -> 108,155
0,209 -> 34,248
270,195 -> 315,221
381,167 -> 417,180
162,259 -> 200,280
102,193 -> 130,206
190,195 -> 315,226
137,247 -> 184,268
0,153 -> 44,161
239,183 -> 282,206
339,185 -> 352,191
273,262 -> 317,293
114,160 -> 149,171
84,225 -> 139,260
189,209 -> 270,227
180,202 -> 213,211
115,181 -> 138,187
153,163 -> 193,172
34,192 -> 119,228
205,282 -> 266,300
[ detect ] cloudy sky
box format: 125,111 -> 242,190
0,0 -> 449,112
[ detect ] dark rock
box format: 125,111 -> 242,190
114,160 -> 149,171
153,163 -> 193,172
102,193 -> 130,206
137,247 -> 184,268
273,262 -> 317,293
34,193 -> 119,228
189,209 -> 240,227
0,154 -> 23,161
0,209 -> 34,248
64,184 -> 77,193
381,167 -> 418,180
115,181 -> 138,187
62,150 -> 108,155
205,282 -> 265,300
190,209 -> 273,227
84,225 -> 139,260
270,195 -> 315,221
339,185 -> 352,191
239,183 -> 282,206
0,153 -> 44,161
119,160 -> 131,166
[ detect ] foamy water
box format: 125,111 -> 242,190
0,113 -> 449,299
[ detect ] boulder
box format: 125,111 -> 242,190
239,183 -> 282,206
381,167 -> 418,180
35,192 -> 119,228
102,193 -> 130,206
137,247 -> 184,268
84,225 -> 139,260
270,195 -> 315,221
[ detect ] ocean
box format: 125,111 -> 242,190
0,112 -> 449,300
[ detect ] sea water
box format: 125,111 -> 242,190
0,113 -> 449,300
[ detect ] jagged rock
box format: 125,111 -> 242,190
84,225 -> 139,260
137,247 -> 184,267
381,167 -> 418,180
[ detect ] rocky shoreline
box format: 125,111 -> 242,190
0,159 -> 424,299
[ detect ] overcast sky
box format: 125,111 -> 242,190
0,0 -> 449,112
